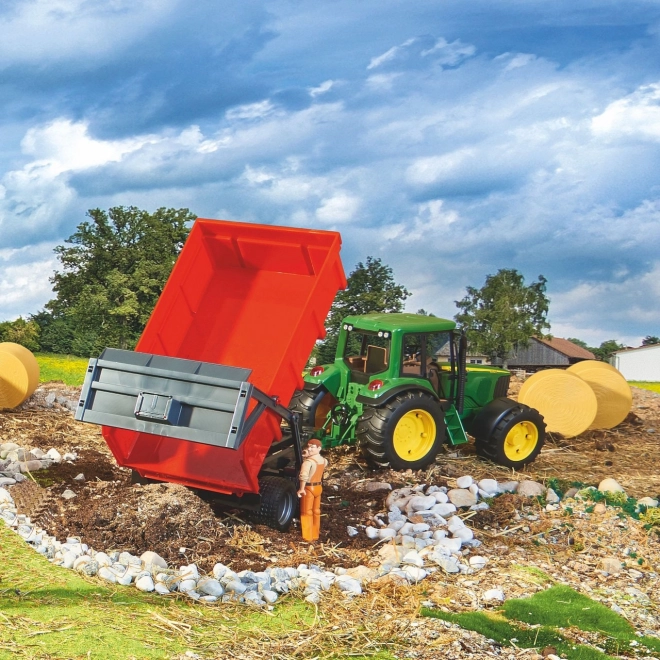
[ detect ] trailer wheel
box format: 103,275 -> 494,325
357,391 -> 445,470
475,403 -> 545,468
251,476 -> 298,532
289,387 -> 336,431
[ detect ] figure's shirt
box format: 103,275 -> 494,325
299,455 -> 327,483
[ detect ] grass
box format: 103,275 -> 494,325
629,381 -> 660,393
423,585 -> 660,660
0,525 -> 400,660
34,353 -> 88,386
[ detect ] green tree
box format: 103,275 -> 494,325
0,317 -> 41,352
314,256 -> 410,364
592,339 -> 624,362
567,337 -> 590,350
642,335 -> 660,346
455,269 -> 550,368
37,206 -> 194,355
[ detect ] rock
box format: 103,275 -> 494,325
30,448 -> 46,459
447,489 -> 477,507
401,551 -> 424,568
197,577 -> 224,597
407,495 -> 436,512
403,566 -> 427,583
73,473 -> 85,481
601,557 -> 622,574
564,487 -> 579,498
225,580 -> 247,594
346,565 -> 375,583
0,488 -> 13,504
517,481 -> 545,497
179,579 -> 198,593
411,523 -> 430,533
432,529 -> 447,541
452,527 -> 474,542
387,519 -> 406,532
364,481 -> 392,492
638,497 -> 659,508
305,591 -> 320,604
365,526 -> 379,539
598,478 -> 625,494
136,575 -> 155,592
140,551 -> 168,569
98,567 -> 117,583
470,502 -> 490,511
447,515 -> 465,533
180,564 -> 200,580
436,537 -> 462,553
62,452 -> 77,462
431,556 -> 461,573
377,528 -> 396,540
431,491 -> 449,504
477,478 -> 499,495
19,460 -> 43,473
262,590 -> 279,604
46,448 -> 62,463
545,488 -> 560,504
387,507 -> 405,523
431,502 -> 456,517
93,552 -> 112,568
499,481 -> 519,493
212,563 -> 229,580
456,475 -> 473,489
483,589 -> 505,602
593,503 -> 607,514
155,583 -> 171,595
61,489 -> 76,500
377,544 -> 401,566
336,576 -> 362,595
469,556 -> 488,570
386,487 -> 413,509
347,525 -> 359,537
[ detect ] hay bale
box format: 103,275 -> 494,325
0,342 -> 40,409
567,360 -> 632,429
518,369 -> 597,437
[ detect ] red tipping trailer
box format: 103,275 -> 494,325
77,219 -> 345,526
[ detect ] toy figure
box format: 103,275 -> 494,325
297,438 -> 328,542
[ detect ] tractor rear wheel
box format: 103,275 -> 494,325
475,404 -> 545,468
251,476 -> 298,531
357,391 -> 445,470
289,387 -> 336,431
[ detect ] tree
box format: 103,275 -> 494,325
591,339 -> 624,362
642,335 -> 660,346
454,269 -> 550,368
567,337 -> 590,350
315,257 -> 410,364
0,317 -> 41,352
37,206 -> 195,355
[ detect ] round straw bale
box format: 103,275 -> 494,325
0,342 -> 40,409
567,360 -> 632,429
518,368 -> 597,437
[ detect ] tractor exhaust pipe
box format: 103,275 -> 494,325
456,330 -> 468,414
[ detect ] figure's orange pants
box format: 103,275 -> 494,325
300,485 -> 322,542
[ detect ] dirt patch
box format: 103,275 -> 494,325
3,381 -> 660,575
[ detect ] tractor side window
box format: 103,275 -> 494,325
343,331 -> 390,376
402,334 -> 424,376
401,332 -> 452,396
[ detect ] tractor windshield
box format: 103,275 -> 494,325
343,329 -> 390,377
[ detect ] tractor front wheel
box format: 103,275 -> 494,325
289,387 -> 336,431
357,391 -> 445,470
251,476 -> 298,531
475,404 -> 545,468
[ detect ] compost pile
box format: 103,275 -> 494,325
2,380 -> 660,578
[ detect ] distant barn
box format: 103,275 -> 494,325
507,337 -> 595,371
611,344 -> 660,381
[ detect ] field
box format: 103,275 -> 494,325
34,354 -> 88,387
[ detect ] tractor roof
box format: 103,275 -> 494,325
343,313 -> 456,333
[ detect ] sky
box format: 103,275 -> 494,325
1,0 -> 659,348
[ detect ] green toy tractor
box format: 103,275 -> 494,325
290,313 -> 545,470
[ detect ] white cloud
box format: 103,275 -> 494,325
309,80 -> 336,97
225,100 -> 278,121
315,193 -> 361,224
367,38 -> 416,70
592,83 -> 660,141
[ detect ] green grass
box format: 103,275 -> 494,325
34,353 -> 89,386
0,525 -> 398,659
422,585 -> 660,660
629,381 -> 660,393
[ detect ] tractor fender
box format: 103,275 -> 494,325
357,384 -> 448,409
468,397 -> 526,439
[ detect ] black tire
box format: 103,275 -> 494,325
475,403 -> 545,468
251,476 -> 298,531
289,387 -> 335,430
357,391 -> 445,470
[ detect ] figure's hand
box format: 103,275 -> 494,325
297,488 -> 305,497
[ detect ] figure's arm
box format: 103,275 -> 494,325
297,461 -> 312,497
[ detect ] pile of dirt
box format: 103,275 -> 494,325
2,382 -> 659,575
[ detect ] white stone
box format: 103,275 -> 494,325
638,497 -> 659,508
46,448 -> 62,463
73,473 -> 85,481
432,529 -> 447,541
386,487 -> 413,508
387,520 -> 406,532
477,478 -> 499,495
0,488 -> 13,504
432,556 -> 461,573
411,522 -> 430,533
499,481 -> 519,493
136,575 -> 155,592
403,566 -> 427,583
347,525 -> 359,537
262,590 -> 279,604
61,489 -> 76,500
546,488 -> 560,504
447,515 -> 466,533
93,552 -> 112,568
365,526 -> 379,539
516,481 -> 545,497
407,495 -> 436,512
601,557 -> 622,574
179,579 -> 198,593
469,556 -> 488,570
431,491 -> 449,503
456,475 -> 473,489
0,478 -> 16,487
140,551 -> 168,569
483,589 -> 505,602
336,576 -> 362,595
155,583 -> 170,595
452,527 -> 474,542
401,551 -> 424,568
378,528 -> 396,540
63,452 -> 77,461
435,537 -> 462,553
212,563 -> 229,580
180,564 -> 200,580
225,580 -> 247,594
447,489 -> 477,507
598,478 -> 625,494
98,567 -> 117,583
399,535 -> 416,548
197,577 -> 224,597
468,484 -> 479,495
431,503 -> 456,517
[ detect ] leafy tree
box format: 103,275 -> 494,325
315,256 -> 410,364
591,339 -> 624,362
454,269 -> 550,368
642,335 -> 660,346
567,337 -> 590,350
0,317 -> 41,352
37,206 -> 194,355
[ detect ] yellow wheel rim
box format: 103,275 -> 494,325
393,409 -> 436,462
503,421 -> 539,461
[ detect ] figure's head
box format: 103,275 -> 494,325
305,438 -> 322,456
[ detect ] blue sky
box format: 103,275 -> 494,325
1,0 -> 659,347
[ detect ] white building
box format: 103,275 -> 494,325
611,344 -> 660,381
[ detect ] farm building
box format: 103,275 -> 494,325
506,337 -> 595,371
611,344 -> 660,381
